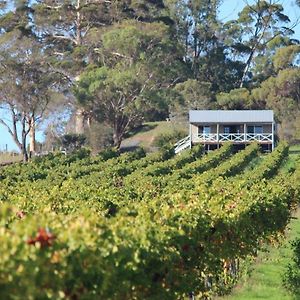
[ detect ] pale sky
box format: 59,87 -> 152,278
0,0 -> 299,151
219,0 -> 300,37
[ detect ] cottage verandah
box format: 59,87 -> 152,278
175,110 -> 275,153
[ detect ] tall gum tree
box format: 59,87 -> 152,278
34,0 -> 114,135
166,0 -> 244,92
167,0 -> 221,77
75,20 -> 185,148
224,0 -> 295,87
0,32 -> 63,161
33,0 -> 171,135
251,45 -> 300,140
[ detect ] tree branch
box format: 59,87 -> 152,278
52,34 -> 77,45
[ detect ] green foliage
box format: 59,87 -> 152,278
75,20 -> 184,148
282,163 -> 300,297
85,122 -> 114,153
97,147 -> 119,161
284,238 -> 300,296
253,68 -> 300,141
153,130 -> 187,148
273,45 -> 300,71
174,79 -> 214,113
245,142 -> 289,181
226,0 -> 294,87
217,88 -> 252,109
0,1 -> 300,295
0,142 -> 298,299
61,134 -> 86,151
1,0 -> 299,146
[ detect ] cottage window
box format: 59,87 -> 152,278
203,126 -> 211,134
248,125 -> 263,134
224,127 -> 230,134
224,125 -> 238,134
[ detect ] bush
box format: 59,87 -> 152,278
61,134 -> 86,151
283,238 -> 300,296
70,148 -> 91,160
98,147 -> 119,161
153,130 -> 187,148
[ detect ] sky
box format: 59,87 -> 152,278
0,0 -> 299,152
219,0 -> 300,37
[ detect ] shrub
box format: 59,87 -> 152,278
153,130 -> 187,148
283,238 -> 300,296
98,147 -> 119,161
61,133 -> 86,151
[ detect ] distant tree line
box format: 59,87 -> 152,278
0,0 -> 299,160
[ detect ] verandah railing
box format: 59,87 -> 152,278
196,133 -> 272,143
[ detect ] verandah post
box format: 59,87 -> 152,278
189,123 -> 192,149
217,123 -> 220,148
272,122 -> 274,151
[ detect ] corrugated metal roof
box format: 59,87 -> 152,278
189,110 -> 274,123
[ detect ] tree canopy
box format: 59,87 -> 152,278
0,0 -> 299,153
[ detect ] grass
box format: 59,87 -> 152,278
121,120 -> 188,151
277,147 -> 300,175
290,144 -> 300,152
215,150 -> 300,300
289,145 -> 300,159
216,209 -> 300,300
0,152 -> 22,165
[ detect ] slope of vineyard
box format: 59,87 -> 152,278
0,143 -> 298,299
218,210 -> 300,300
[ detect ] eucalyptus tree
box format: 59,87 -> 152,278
251,44 -> 300,140
166,0 -> 220,66
0,1 -> 41,158
273,44 -> 300,71
165,0 -> 243,92
174,79 -> 214,114
0,32 -> 63,161
75,20 -> 185,148
0,1 -> 68,158
33,0 -> 171,135
32,0 -> 113,134
224,0 -> 295,87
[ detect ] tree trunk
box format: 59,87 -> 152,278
29,117 -> 36,154
9,106 -> 22,151
75,0 -> 82,46
86,115 -> 92,130
75,108 -> 85,135
113,117 -> 129,149
113,131 -> 122,149
22,139 -> 29,162
113,121 -> 124,149
21,114 -> 29,162
239,50 -> 255,88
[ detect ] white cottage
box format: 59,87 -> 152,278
175,110 -> 275,153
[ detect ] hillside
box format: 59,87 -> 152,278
120,120 -> 188,151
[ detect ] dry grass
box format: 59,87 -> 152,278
0,152 -> 22,165
121,121 -> 188,151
